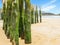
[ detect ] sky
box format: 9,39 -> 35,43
0,0 -> 60,14
0,0 -> 2,8
30,0 -> 60,14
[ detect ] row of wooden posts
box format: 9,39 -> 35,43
2,0 -> 42,45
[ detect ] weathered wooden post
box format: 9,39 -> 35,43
3,0 -> 7,34
31,7 -> 34,24
19,0 -> 24,39
3,2 -> 5,30
2,0 -> 5,30
35,6 -> 38,23
9,0 -> 20,45
36,6 -> 39,23
35,8 -> 37,23
6,0 -> 13,38
39,8 -> 42,23
24,0 -> 31,44
13,0 -> 20,45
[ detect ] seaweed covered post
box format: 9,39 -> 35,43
10,0 -> 20,45
6,0 -> 13,38
24,0 -> 31,44
35,6 -> 39,23
35,8 -> 36,23
12,0 -> 20,45
39,8 -> 42,23
19,0 -> 24,39
31,7 -> 34,24
3,0 -> 5,30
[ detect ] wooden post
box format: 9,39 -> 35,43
31,8 -> 34,24
19,0 -> 24,39
39,8 -> 42,23
24,0 -> 31,44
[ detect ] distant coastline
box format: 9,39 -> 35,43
42,12 -> 60,16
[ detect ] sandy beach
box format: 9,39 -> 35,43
0,16 -> 60,45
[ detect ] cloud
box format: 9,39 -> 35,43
33,0 -> 57,12
41,0 -> 57,12
42,5 -> 56,12
42,0 -> 56,7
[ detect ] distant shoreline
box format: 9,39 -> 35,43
42,14 -> 60,16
